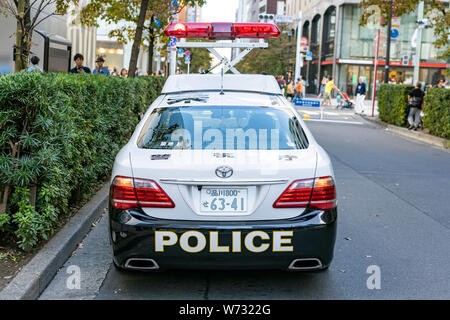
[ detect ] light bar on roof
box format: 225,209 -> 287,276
164,22 -> 280,40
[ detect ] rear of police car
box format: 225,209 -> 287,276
108,23 -> 337,271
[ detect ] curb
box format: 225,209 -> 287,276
361,115 -> 449,150
0,183 -> 109,300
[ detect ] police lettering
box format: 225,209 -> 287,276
155,230 -> 294,253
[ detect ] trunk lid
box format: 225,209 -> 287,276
129,148 -> 317,221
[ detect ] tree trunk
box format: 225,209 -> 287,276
128,0 -> 150,78
0,142 -> 18,215
147,16 -> 155,75
147,35 -> 155,75
14,0 -> 32,72
14,0 -> 26,72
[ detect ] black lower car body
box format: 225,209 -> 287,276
109,207 -> 337,271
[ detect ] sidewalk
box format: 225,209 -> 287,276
361,115 -> 449,150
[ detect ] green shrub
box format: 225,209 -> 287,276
0,73 -> 166,249
423,88 -> 450,140
377,84 -> 414,127
377,84 -> 450,140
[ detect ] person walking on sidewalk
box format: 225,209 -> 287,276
354,77 -> 367,114
323,77 -> 336,107
318,76 -> 327,99
295,78 -> 303,99
407,82 -> 425,131
286,80 -> 295,101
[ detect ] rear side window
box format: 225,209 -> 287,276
137,106 -> 309,150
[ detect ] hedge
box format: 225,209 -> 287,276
423,88 -> 450,140
0,73 -> 166,249
377,84 -> 449,140
378,84 -> 414,127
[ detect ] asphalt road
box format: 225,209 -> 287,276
39,111 -> 450,300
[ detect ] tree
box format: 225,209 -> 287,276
2,0 -> 72,72
359,0 -> 449,60
177,39 -> 212,74
75,0 -> 205,77
235,31 -> 293,76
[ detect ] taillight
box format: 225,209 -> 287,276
111,176 -> 175,210
273,177 -> 336,210
309,177 -> 336,210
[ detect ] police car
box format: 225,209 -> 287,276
109,22 -> 337,271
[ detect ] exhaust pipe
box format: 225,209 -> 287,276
288,258 -> 323,271
124,258 -> 160,270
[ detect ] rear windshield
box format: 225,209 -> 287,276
137,106 -> 309,150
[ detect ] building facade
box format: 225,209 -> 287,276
243,0 -> 286,22
296,0 -> 448,97
0,0 -> 96,74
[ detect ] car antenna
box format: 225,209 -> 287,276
220,68 -> 225,95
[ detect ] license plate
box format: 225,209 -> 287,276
200,188 -> 248,213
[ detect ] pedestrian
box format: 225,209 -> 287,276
299,75 -> 306,98
318,76 -> 327,99
323,77 -> 336,107
27,56 -> 43,73
354,77 -> 367,114
93,56 -> 110,75
120,68 -> 128,78
70,53 -> 91,74
111,67 -> 119,76
295,78 -> 303,99
407,82 -> 425,131
286,80 -> 295,101
435,79 -> 447,88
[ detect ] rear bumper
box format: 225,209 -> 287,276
109,207 -> 337,271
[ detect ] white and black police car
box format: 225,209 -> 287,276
109,22 -> 337,271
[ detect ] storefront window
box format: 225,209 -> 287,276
311,15 -> 321,59
322,6 -> 336,58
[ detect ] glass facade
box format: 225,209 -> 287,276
340,4 -> 445,62
322,6 -> 336,59
301,3 -> 448,98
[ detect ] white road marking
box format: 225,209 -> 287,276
304,119 -> 364,125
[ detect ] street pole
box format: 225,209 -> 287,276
413,1 -> 424,84
286,31 -> 292,80
294,11 -> 303,84
384,0 -> 393,83
372,26 -> 381,117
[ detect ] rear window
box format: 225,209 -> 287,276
137,106 -> 309,150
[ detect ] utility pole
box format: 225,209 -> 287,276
372,26 -> 381,117
384,0 -> 393,83
283,30 -> 293,80
294,11 -> 303,84
413,1 -> 424,84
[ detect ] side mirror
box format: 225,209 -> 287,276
138,112 -> 144,121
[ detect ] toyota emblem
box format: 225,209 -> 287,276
215,166 -> 233,179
